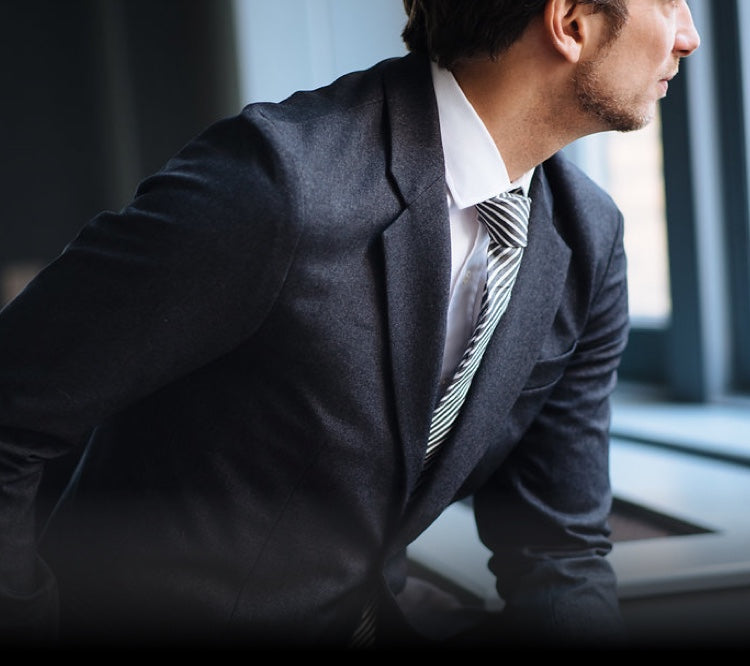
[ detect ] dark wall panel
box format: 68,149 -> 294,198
0,0 -> 240,304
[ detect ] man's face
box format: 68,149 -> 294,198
574,0 -> 700,133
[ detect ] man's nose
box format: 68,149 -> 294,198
675,1 -> 701,57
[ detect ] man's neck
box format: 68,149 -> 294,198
450,29 -> 593,181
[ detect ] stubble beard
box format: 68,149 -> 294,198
574,59 -> 654,133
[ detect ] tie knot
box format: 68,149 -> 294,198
476,189 -> 530,248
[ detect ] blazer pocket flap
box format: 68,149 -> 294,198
522,343 -> 576,391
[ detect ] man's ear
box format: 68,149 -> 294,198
544,0 -> 597,63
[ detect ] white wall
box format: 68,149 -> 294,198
232,0 -> 408,104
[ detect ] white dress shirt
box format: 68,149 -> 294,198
430,62 -> 535,384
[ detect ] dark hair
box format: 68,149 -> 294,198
402,0 -> 629,68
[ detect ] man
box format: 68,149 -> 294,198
0,0 -> 699,648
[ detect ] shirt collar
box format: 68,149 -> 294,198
431,61 -> 534,208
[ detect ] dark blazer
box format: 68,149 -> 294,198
0,53 -> 629,647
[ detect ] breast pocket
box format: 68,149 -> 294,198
521,342 -> 577,392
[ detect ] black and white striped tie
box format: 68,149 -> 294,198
349,601 -> 378,648
423,189 -> 530,470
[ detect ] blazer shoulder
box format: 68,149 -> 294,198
534,151 -> 627,302
238,55 -> 409,128
538,152 -> 624,244
541,152 -> 620,217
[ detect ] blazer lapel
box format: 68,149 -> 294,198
380,54 -> 452,493
395,167 -> 573,547
382,191 -> 451,494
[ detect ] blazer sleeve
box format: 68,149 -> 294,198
0,108 -> 301,638
471,206 -> 630,647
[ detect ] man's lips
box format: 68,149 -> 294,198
659,72 -> 677,95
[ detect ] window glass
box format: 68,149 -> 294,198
567,110 -> 671,324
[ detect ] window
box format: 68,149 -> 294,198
232,0 -> 406,104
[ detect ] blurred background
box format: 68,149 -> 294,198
1,0 -> 748,646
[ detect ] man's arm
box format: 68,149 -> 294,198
0,109 -> 299,640
471,209 -> 630,647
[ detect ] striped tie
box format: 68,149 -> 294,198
423,189 -> 530,470
349,600 -> 378,648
